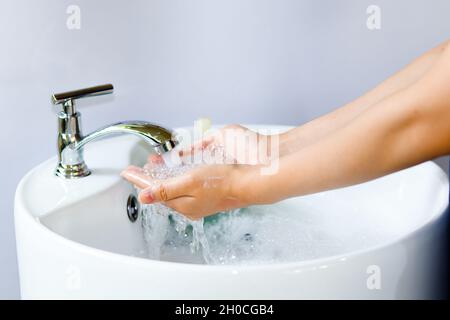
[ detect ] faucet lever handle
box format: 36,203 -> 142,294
52,84 -> 114,114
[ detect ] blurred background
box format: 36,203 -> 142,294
0,0 -> 449,299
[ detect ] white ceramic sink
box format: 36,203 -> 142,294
15,125 -> 449,299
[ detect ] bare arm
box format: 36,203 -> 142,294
250,41 -> 450,204
176,42 -> 448,165
279,40 -> 449,155
122,40 -> 450,219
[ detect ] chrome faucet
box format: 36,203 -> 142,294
52,84 -> 178,178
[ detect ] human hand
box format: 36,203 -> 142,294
180,124 -> 274,165
121,162 -> 255,220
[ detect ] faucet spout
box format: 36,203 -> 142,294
58,121 -> 178,179
52,84 -> 178,179
72,121 -> 178,154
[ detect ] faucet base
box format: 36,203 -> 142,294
55,162 -> 91,179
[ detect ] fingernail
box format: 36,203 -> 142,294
140,188 -> 154,203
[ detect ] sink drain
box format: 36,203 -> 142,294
127,194 -> 140,222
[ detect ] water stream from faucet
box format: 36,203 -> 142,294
138,150 -> 414,265
139,158 -> 215,263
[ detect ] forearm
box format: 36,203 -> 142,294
278,40 -> 449,156
253,99 -> 422,203
248,53 -> 450,205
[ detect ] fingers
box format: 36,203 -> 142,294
122,165 -> 195,203
178,124 -> 248,159
179,136 -> 215,158
121,167 -> 198,219
147,154 -> 164,166
163,197 -> 200,220
143,154 -> 165,172
120,166 -> 153,189
138,174 -> 195,204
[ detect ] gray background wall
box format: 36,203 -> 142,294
0,0 -> 449,299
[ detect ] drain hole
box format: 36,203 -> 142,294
127,194 -> 140,223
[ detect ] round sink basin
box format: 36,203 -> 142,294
14,125 -> 449,299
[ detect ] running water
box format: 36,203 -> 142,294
138,152 -> 415,265
139,140 -> 240,264
139,158 -> 216,263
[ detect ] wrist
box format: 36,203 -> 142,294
277,131 -> 294,156
229,165 -> 254,207
230,164 -> 271,206
259,133 -> 286,162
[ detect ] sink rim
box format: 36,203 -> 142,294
15,125 -> 449,272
